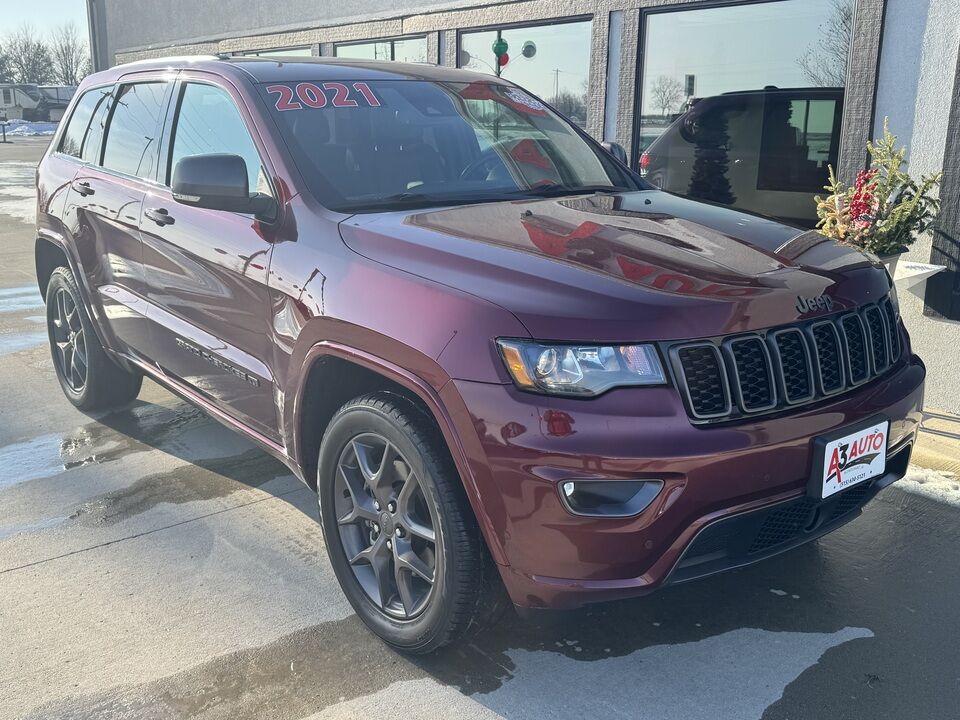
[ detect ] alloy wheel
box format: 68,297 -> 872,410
334,433 -> 439,619
50,287 -> 88,392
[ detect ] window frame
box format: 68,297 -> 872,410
97,75 -> 176,184
54,82 -> 116,163
160,75 -> 278,207
333,35 -> 429,62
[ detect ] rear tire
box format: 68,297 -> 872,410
45,266 -> 142,411
317,392 -> 493,653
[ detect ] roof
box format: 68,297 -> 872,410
92,55 -> 509,86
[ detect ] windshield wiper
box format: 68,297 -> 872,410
513,184 -> 628,198
344,190 -> 520,213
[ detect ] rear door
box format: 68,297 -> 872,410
65,77 -> 173,356
139,75 -> 280,440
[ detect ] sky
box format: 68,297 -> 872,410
641,0 -> 848,113
2,0 -> 89,36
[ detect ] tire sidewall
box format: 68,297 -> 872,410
317,402 -> 460,651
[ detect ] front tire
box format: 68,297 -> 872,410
45,266 -> 142,410
317,392 -> 490,653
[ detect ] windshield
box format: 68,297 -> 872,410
260,80 -> 641,212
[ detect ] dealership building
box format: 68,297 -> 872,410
85,0 -> 960,413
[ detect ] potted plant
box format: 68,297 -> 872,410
815,119 -> 942,277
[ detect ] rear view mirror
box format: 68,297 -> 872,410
172,153 -> 275,219
601,141 -> 629,166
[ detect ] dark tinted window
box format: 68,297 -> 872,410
169,83 -> 264,194
101,82 -> 168,179
59,87 -> 112,160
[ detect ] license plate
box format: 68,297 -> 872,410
812,418 -> 889,499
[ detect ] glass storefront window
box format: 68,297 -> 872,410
334,37 -> 427,63
458,20 -> 592,129
241,48 -> 313,58
637,0 -> 853,227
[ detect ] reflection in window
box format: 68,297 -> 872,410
458,21 -> 592,129
170,83 -> 266,195
334,37 -> 427,63
637,0 -> 852,227
101,82 -> 168,179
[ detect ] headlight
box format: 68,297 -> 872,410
497,339 -> 666,396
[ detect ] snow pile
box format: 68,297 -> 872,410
2,118 -> 59,136
3,121 -> 58,137
898,466 -> 960,507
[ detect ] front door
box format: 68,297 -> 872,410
139,78 -> 280,440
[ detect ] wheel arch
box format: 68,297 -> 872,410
35,235 -> 70,298
292,342 -> 508,566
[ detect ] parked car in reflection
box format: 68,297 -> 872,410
640,87 -> 844,228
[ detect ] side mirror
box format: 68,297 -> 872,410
601,141 -> 629,166
172,153 -> 275,219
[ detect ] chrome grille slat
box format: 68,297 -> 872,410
670,296 -> 901,423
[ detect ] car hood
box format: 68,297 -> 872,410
339,190 -> 892,343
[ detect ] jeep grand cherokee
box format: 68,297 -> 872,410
35,57 -> 924,653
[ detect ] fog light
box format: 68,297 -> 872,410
559,479 -> 663,518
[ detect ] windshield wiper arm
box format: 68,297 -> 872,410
513,184 -> 627,198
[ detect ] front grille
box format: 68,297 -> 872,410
670,297 -> 900,422
840,314 -> 869,384
726,337 -> 775,412
864,305 -> 889,373
810,322 -> 844,394
772,329 -> 814,403
674,344 -> 730,418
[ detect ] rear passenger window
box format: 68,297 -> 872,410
169,83 -> 267,195
59,87 -> 113,161
101,82 -> 169,179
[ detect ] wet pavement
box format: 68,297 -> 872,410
2,137 -> 960,720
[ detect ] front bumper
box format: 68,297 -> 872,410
448,353 -> 925,609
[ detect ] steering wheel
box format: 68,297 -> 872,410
459,147 -> 508,182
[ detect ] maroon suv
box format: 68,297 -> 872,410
35,57 -> 924,653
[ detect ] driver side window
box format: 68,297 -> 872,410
169,82 -> 270,197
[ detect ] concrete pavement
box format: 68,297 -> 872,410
1,136 -> 959,720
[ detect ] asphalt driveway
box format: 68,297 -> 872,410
1,136 -> 958,720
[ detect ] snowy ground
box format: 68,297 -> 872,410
2,119 -> 58,137
899,466 -> 960,506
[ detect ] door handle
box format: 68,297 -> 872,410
71,180 -> 95,197
144,207 -> 175,226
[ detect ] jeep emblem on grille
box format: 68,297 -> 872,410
796,294 -> 834,315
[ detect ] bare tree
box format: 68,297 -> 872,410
49,22 -> 89,86
0,44 -> 12,83
650,75 -> 684,117
796,0 -> 853,87
5,24 -> 55,84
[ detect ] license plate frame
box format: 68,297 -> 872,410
809,416 -> 890,500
